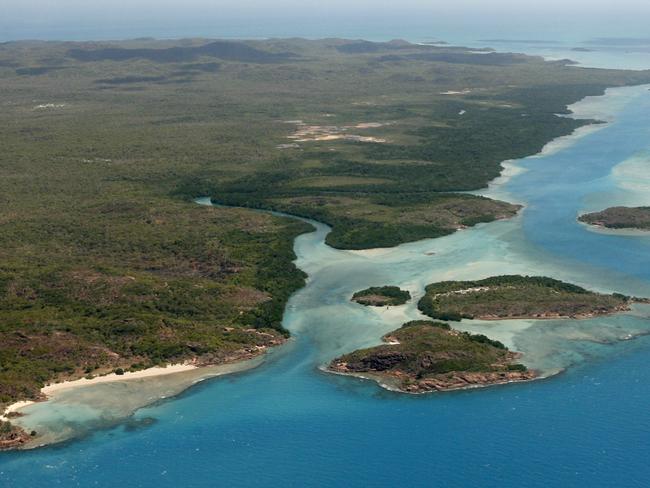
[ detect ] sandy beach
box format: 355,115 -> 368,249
41,363 -> 198,395
1,363 -> 198,421
0,401 -> 36,422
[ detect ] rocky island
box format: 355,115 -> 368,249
352,286 -> 411,306
329,320 -> 534,393
579,206 -> 650,230
417,275 -> 638,321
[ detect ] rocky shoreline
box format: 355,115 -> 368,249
327,365 -> 538,394
0,422 -> 33,450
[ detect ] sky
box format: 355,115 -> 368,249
2,0 -> 650,42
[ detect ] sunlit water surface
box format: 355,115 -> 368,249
3,78 -> 650,488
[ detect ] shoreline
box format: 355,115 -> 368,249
323,365 -> 555,395
0,401 -> 36,422
0,363 -> 198,422
580,222 -> 650,236
577,217 -> 650,237
42,362 -> 198,395
476,84 -> 650,202
0,345 -> 282,450
467,306 -> 634,321
474,122 -> 605,202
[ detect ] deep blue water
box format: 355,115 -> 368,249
4,333 -> 650,488
3,59 -> 650,488
2,333 -> 650,487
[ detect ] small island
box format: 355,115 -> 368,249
329,320 -> 535,393
417,275 -> 637,321
330,275 -> 645,394
579,206 -> 650,230
352,286 -> 411,306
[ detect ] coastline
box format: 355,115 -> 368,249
468,305 -> 634,321
324,315 -> 650,395
1,346 -> 281,450
320,86 -> 650,397
4,76 -> 650,454
323,365 -> 552,395
0,401 -> 36,422
472,123 -> 604,202
580,222 -> 650,237
40,362 -> 198,396
477,84 -> 650,202
577,217 -> 650,236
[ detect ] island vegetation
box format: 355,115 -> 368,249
579,206 -> 650,230
1,37 -> 650,443
352,286 -> 411,306
417,275 -> 638,321
330,274 -> 641,394
329,320 -> 534,393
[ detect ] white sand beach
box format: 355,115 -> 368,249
42,363 -> 198,395
1,363 -> 198,421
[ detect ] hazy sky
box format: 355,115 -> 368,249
3,0 -> 650,42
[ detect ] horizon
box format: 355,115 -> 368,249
3,0 -> 650,43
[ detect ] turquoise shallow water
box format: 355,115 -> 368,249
3,86 -> 650,487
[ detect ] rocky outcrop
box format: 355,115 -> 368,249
0,423 -> 32,450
